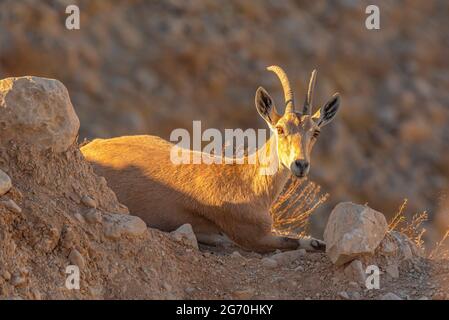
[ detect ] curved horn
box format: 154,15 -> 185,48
267,65 -> 295,113
303,69 -> 317,115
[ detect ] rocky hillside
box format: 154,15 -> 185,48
1,76 -> 449,300
1,0 -> 448,239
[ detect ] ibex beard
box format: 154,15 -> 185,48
80,65 -> 340,253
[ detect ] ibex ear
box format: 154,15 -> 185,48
312,93 -> 340,127
255,87 -> 280,126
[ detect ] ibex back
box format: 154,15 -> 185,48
81,66 -> 340,253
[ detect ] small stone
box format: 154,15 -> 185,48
294,265 -> 305,272
232,288 -> 255,299
344,260 -> 366,284
338,291 -> 350,300
10,273 -> 27,287
74,213 -> 85,223
351,292 -> 361,300
163,282 -> 172,291
170,224 -> 198,249
68,249 -> 86,269
103,213 -> 147,239
84,208 -> 102,224
270,249 -> 306,266
61,226 -> 76,249
231,251 -> 242,258
185,287 -> 195,294
2,270 -> 11,281
261,257 -> 278,269
380,292 -> 402,300
348,281 -> 360,290
81,195 -> 97,209
1,199 -> 22,214
0,170 -> 12,196
385,264 -> 399,279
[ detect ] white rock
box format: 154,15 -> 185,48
0,76 -> 80,152
338,291 -> 350,300
390,231 -> 416,259
231,251 -> 242,258
68,249 -> 86,269
170,224 -> 198,250
103,213 -> 147,239
232,288 -> 255,299
84,208 -> 102,224
324,202 -> 388,265
261,257 -> 278,269
380,292 -> 402,300
81,195 -> 97,209
0,170 -> 12,196
344,260 -> 366,284
385,264 -> 399,278
1,199 -> 22,213
270,249 -> 306,266
294,265 -> 305,272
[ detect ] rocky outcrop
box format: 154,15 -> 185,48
324,202 -> 388,265
0,77 -> 79,153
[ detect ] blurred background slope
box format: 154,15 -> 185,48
1,0 -> 448,237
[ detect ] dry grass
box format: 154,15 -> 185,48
388,199 -> 428,249
270,177 -> 329,238
429,230 -> 449,260
388,199 -> 449,259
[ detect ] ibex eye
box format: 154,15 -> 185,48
276,127 -> 284,135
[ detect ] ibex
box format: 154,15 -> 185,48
81,66 -> 340,253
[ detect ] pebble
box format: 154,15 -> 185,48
69,249 -> 86,269
294,265 -> 305,272
81,195 -> 97,208
261,257 -> 278,269
185,287 -> 195,294
231,251 -> 242,258
385,264 -> 399,278
232,288 -> 255,299
2,270 -> 11,281
10,273 -> 27,287
380,292 -> 402,300
1,199 -> 22,214
338,291 -> 350,300
74,212 -> 85,223
0,169 -> 12,196
84,208 -> 102,224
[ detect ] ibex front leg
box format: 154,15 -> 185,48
222,217 -> 325,253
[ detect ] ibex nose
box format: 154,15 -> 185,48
291,160 -> 310,177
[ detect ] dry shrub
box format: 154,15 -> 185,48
388,199 -> 427,249
270,178 -> 329,238
389,199 -> 449,259
429,230 -> 449,260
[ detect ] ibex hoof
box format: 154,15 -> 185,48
310,239 -> 326,252
298,237 -> 326,252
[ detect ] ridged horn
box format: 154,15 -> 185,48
267,65 -> 295,113
303,69 -> 317,115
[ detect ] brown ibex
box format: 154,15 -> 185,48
81,66 -> 340,253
